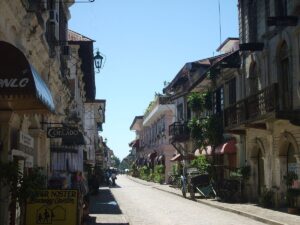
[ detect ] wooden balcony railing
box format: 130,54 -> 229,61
169,122 -> 190,142
224,83 -> 278,129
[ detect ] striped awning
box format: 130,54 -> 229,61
0,41 -> 55,113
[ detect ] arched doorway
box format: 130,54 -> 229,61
257,149 -> 265,196
287,143 -> 297,177
278,132 -> 300,200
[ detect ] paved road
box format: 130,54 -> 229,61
109,175 -> 267,225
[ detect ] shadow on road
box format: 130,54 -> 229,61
85,187 -> 129,225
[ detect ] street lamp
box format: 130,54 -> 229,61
94,49 -> 105,73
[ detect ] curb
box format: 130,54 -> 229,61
194,199 -> 284,225
128,176 -> 285,225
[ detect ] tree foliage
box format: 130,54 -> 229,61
0,161 -> 46,206
190,155 -> 210,174
188,114 -> 223,148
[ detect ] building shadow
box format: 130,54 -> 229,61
85,187 -> 129,225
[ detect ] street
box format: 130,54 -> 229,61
87,175 -> 267,225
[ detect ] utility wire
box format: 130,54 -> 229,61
218,0 -> 222,45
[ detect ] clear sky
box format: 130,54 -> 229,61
69,0 -> 239,160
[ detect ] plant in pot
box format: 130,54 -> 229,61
284,171 -> 300,214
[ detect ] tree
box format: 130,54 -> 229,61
111,155 -> 121,168
0,161 -> 46,225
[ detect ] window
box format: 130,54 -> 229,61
213,86 -> 224,114
278,41 -> 292,110
248,0 -> 257,42
276,0 -> 288,16
177,103 -> 184,121
264,0 -> 270,17
249,62 -> 259,95
228,78 -> 236,105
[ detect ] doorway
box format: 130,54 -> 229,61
257,149 -> 265,196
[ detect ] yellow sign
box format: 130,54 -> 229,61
25,189 -> 78,225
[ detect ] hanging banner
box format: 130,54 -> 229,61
25,189 -> 78,225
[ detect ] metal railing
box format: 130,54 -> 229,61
224,83 -> 278,128
169,121 -> 190,142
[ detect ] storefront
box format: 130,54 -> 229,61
48,126 -> 86,188
0,41 -> 55,225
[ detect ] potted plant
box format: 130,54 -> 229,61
284,171 -> 300,214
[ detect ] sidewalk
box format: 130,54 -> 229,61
128,176 -> 300,225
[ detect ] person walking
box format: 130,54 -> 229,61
111,170 -> 117,186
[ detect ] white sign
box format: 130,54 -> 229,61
47,127 -> 79,138
19,131 -> 34,148
0,78 -> 29,88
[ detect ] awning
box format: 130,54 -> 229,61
199,146 -> 213,155
194,149 -> 202,156
197,140 -> 237,156
215,139 -> 237,154
129,139 -> 139,148
147,152 -> 157,160
0,41 -> 55,112
170,153 -> 182,161
170,153 -> 195,161
158,155 -> 165,162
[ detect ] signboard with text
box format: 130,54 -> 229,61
47,127 -> 80,138
25,189 -> 78,225
19,131 -> 34,148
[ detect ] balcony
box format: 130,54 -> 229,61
169,122 -> 190,142
224,83 -> 278,129
143,96 -> 174,126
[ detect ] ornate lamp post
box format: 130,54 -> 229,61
94,49 -> 105,73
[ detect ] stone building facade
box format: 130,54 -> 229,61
224,0 -> 300,204
0,1 -> 74,224
0,1 -> 105,224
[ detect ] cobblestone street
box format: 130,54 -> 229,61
88,175 -> 270,225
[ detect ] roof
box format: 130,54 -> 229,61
130,116 -> 144,130
68,30 -> 95,42
216,37 -> 239,53
163,54 -> 229,95
68,39 -> 96,101
86,99 -> 106,104
189,50 -> 240,92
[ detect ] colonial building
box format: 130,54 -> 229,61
188,38 -> 241,180
129,116 -> 143,160
0,1 -> 106,224
84,99 -> 106,169
131,95 -> 176,183
0,1 -> 75,224
222,0 -> 300,204
163,54 -> 227,164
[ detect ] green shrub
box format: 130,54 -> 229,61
190,155 -> 210,174
153,165 -> 165,183
139,166 -> 150,181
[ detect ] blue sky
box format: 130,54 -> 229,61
69,0 -> 239,160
